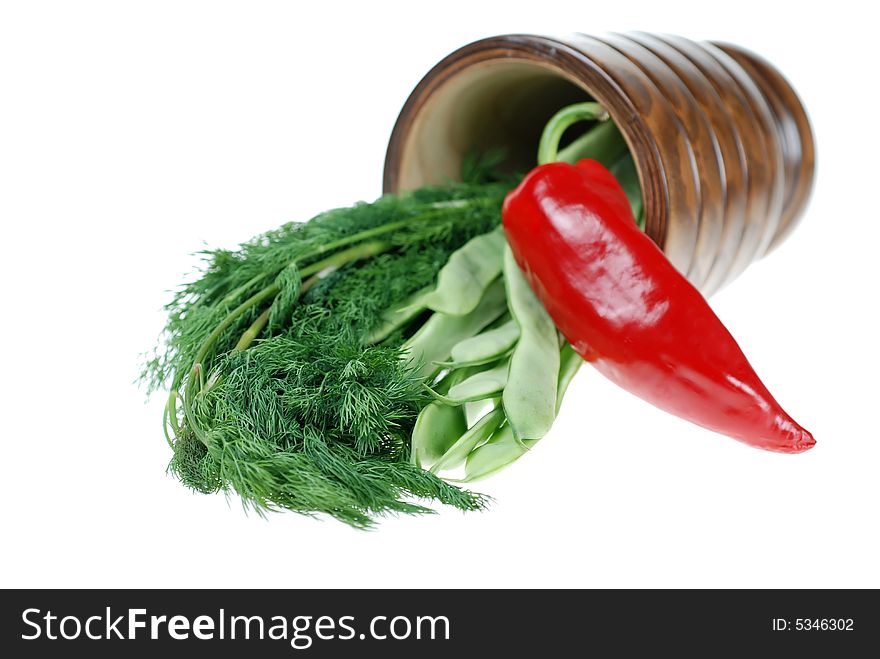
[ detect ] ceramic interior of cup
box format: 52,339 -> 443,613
396,59 -> 598,190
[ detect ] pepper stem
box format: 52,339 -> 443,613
536,102 -> 609,165
536,102 -> 643,224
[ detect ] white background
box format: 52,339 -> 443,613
2,0 -> 877,589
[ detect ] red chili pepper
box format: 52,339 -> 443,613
502,159 -> 815,453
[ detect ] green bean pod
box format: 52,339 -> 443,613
556,342 -> 583,414
446,358 -> 510,403
402,278 -> 507,379
430,406 -> 505,474
463,424 -> 536,482
443,318 -> 520,367
411,401 -> 468,468
421,228 -> 506,315
410,366 -> 479,467
501,246 -> 560,440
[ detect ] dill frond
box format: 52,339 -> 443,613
145,181 -> 508,526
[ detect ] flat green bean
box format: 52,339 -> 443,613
430,406 -> 504,474
445,318 -> 520,367
411,401 -> 468,468
421,228 -> 506,315
463,424 -> 537,482
410,365 -> 478,467
402,278 -> 507,380
502,246 -> 560,440
556,342 -> 583,414
451,342 -> 580,478
446,358 -> 509,403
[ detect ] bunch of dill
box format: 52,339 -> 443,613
143,179 -> 512,527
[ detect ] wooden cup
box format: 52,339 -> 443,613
383,33 -> 815,294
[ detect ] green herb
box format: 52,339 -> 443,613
143,181 -> 512,527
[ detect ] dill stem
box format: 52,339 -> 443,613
162,390 -> 178,447
299,239 -> 389,278
181,284 -> 283,446
180,363 -> 211,446
211,199 -> 500,358
298,273 -> 322,296
193,283 -> 282,367
232,242 -> 390,350
235,308 -> 271,351
195,363 -> 205,392
216,201 -> 494,322
181,238 -> 396,446
221,271 -> 270,306
299,200 -> 493,261
211,208 -> 469,315
177,195 -> 495,448
209,200 -> 494,331
192,240 -> 391,370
